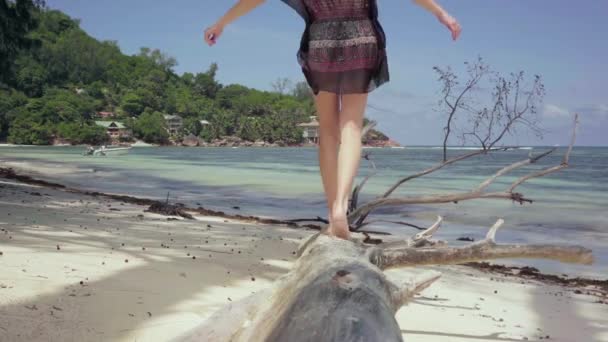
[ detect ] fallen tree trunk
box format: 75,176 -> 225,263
173,218 -> 592,342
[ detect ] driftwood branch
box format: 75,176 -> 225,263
390,271 -> 442,309
355,219 -> 426,232
350,58 -> 550,232
508,113 -> 579,192
474,148 -> 555,192
381,146 -> 514,198
378,216 -> 443,249
285,216 -> 329,224
354,146 -> 518,228
361,120 -> 377,138
349,114 -> 579,229
350,152 -> 377,213
371,218 -> 593,270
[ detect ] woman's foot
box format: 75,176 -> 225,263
329,201 -> 350,240
329,215 -> 350,240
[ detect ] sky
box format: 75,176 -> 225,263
45,0 -> 607,146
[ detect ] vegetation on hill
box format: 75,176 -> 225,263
0,0 -> 391,146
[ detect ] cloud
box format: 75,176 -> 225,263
543,104 -> 571,118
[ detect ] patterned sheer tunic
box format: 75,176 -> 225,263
281,0 -> 390,95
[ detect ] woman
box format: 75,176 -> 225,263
204,0 -> 461,240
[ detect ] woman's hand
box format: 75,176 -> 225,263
203,0 -> 266,46
204,23 -> 224,46
436,11 -> 461,41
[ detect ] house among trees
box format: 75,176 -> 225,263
96,111 -> 116,119
95,121 -> 132,139
297,115 -> 320,144
164,114 -> 183,135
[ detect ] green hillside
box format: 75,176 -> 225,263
0,0 -> 391,146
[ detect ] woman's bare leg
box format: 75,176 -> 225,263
313,91 -> 340,231
330,92 -> 368,239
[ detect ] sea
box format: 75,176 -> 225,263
1,145 -> 606,279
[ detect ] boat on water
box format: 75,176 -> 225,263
84,145 -> 132,156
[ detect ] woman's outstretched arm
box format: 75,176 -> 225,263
204,0 -> 267,46
412,0 -> 445,16
412,0 -> 462,40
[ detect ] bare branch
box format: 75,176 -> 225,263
381,147 -> 514,199
563,113 -> 579,164
285,216 -> 329,224
436,57 -> 490,162
271,77 -> 292,94
350,59 -> 566,235
352,114 -> 578,224
507,165 -> 565,193
390,271 -> 442,308
475,148 -> 556,192
454,67 -> 544,150
378,240 -> 593,269
355,219 -> 426,231
361,120 -> 377,138
483,218 -> 504,242
351,152 -> 377,212
372,219 -> 594,270
378,216 -> 443,248
350,190 -> 530,223
475,159 -> 531,193
508,113 -> 578,192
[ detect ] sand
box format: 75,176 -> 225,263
0,178 -> 607,342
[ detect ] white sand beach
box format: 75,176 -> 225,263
0,177 -> 607,342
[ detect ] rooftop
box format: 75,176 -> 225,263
164,114 -> 182,121
95,121 -> 126,129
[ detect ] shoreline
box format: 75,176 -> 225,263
1,165 -> 606,292
1,167 -> 607,341
0,139 -> 402,149
4,142 -> 608,148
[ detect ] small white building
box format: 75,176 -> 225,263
297,115 -> 320,144
163,114 -> 183,135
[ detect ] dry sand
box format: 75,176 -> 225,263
0,178 -> 606,342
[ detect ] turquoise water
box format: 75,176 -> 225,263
1,145 -> 607,278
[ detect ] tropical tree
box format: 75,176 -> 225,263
7,107 -> 52,144
132,110 -> 169,144
0,0 -> 46,85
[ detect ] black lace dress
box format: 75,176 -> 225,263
281,0 -> 390,95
